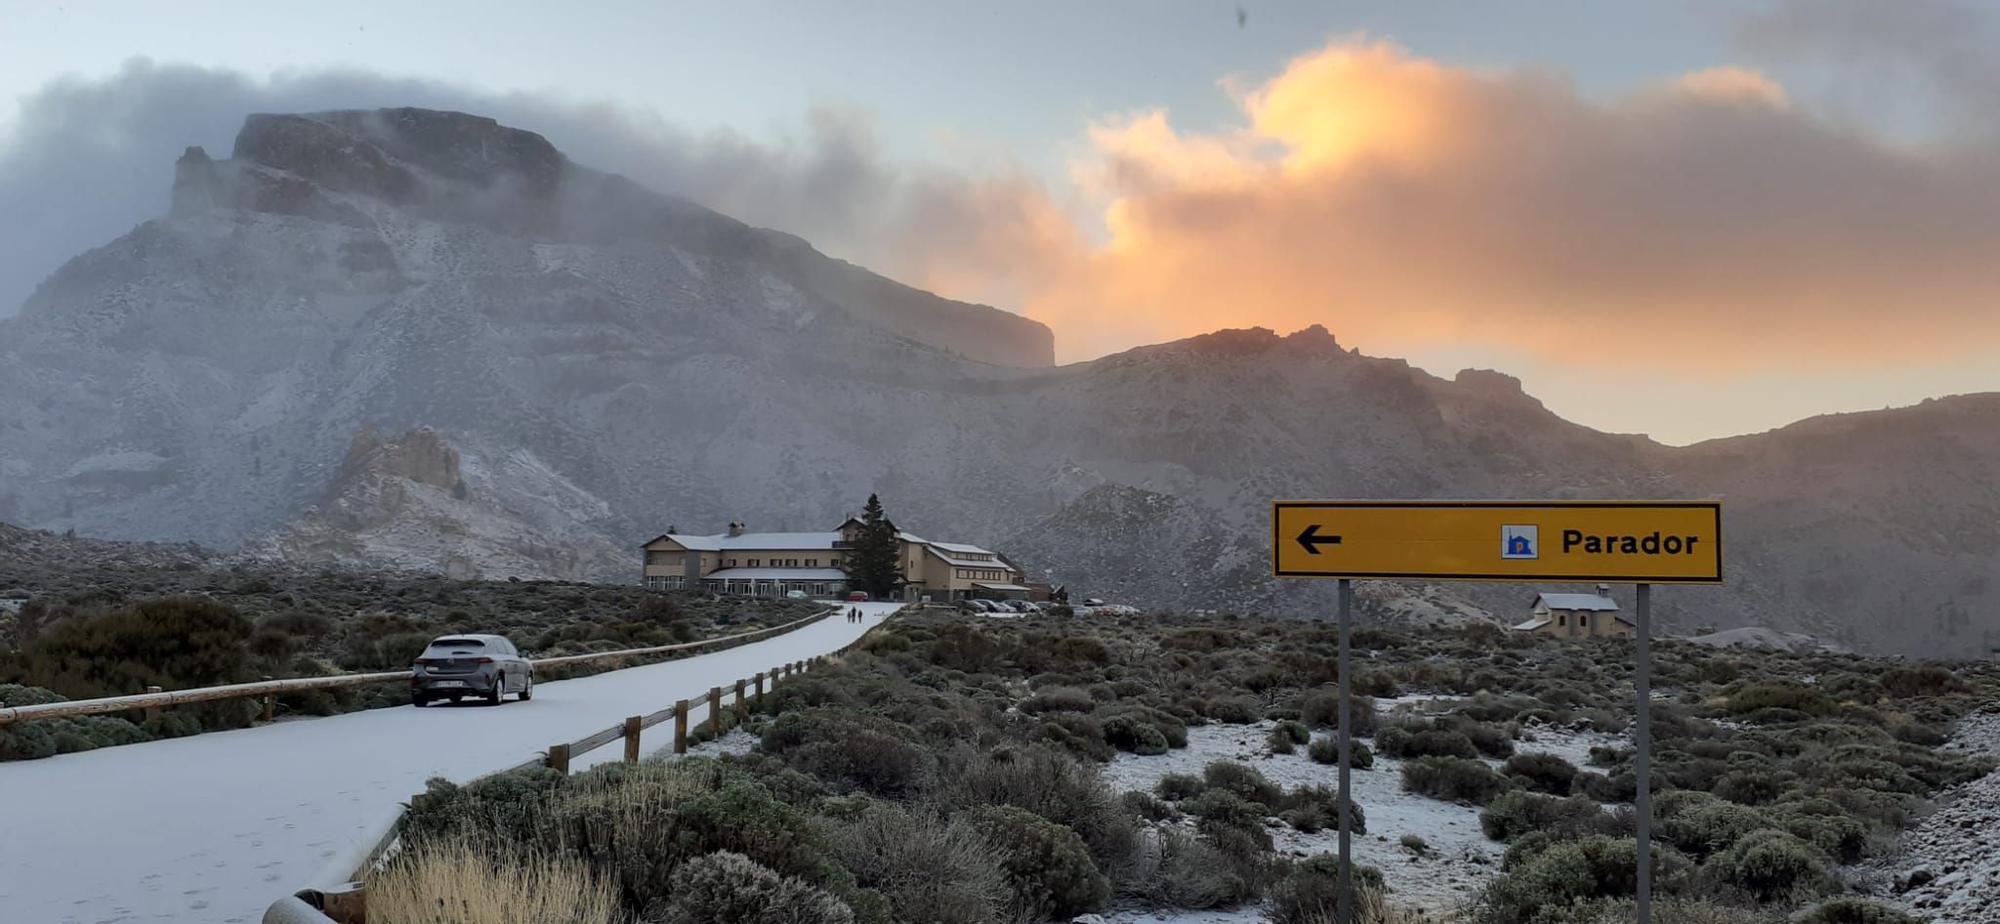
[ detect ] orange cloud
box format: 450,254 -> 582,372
898,39 -> 2000,372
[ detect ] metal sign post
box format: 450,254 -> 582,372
1336,577 -> 1354,924
1273,501 -> 1720,924
1634,583 -> 1653,923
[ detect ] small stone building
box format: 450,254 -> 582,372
1511,586 -> 1633,638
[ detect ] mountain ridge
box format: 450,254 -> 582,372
1,107 -> 1994,656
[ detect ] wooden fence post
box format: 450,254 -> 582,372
754,671 -> 765,706
674,699 -> 689,755
708,687 -> 723,736
261,675 -> 276,723
143,685 -> 163,723
624,715 -> 642,763
734,679 -> 749,724
548,743 -> 571,774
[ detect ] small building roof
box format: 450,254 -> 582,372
930,540 -> 995,555
701,567 -> 847,581
926,547 -> 1017,569
973,582 -> 1032,592
1512,617 -> 1551,631
1536,592 -> 1619,612
660,531 -> 843,552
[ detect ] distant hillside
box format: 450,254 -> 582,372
0,108 -> 1994,655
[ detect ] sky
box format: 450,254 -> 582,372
2,0 -> 1998,444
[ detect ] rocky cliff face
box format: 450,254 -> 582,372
0,108 -> 1994,655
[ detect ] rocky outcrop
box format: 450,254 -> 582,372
1870,708 -> 2000,923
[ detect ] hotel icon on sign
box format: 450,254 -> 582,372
1500,525 -> 1539,559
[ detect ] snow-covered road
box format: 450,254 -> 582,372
0,602 -> 897,924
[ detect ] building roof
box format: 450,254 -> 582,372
1536,592 -> 1619,612
930,540 -> 996,555
925,545 -> 1016,569
702,567 -> 847,581
1512,617 -> 1551,631
663,531 -> 842,552
973,582 -> 1031,592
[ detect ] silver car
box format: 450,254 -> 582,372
411,634 -> 533,706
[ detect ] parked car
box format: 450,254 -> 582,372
786,589 -> 809,599
411,634 -> 533,706
1017,601 -> 1044,614
846,590 -> 870,602
966,598 -> 997,612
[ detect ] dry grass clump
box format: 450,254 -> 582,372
367,830 -> 619,924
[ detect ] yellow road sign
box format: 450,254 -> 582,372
1273,501 -> 1722,583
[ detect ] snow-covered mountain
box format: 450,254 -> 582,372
1,107 -> 1995,656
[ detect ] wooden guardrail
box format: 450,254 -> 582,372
0,606 -> 837,727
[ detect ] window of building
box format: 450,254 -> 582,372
1558,613 -> 1567,627
1581,614 -> 1591,629
748,559 -> 760,568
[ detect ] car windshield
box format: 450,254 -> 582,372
428,638 -> 485,650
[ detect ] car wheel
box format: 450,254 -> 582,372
519,675 -> 533,701
487,684 -> 505,706
412,695 -> 428,708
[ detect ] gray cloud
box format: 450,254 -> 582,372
1731,0 -> 2000,135
0,59 -> 1058,316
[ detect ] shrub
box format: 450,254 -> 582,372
1301,690 -> 1379,736
1877,666 -> 1968,698
1401,756 -> 1512,805
1157,772 -> 1206,801
1791,898 -> 1923,924
1662,801 -> 1773,859
366,831 -> 619,924
1266,854 -> 1394,924
1279,785 -> 1367,835
1400,834 -> 1429,854
1504,752 -> 1579,795
1205,696 -> 1261,724
826,804 -> 1006,924
1102,713 -> 1171,756
1123,828 -> 1259,909
1768,803 -> 1869,864
1122,790 -> 1178,822
0,684 -> 153,760
8,597 -> 251,699
1308,735 -> 1373,769
1701,830 -> 1836,904
1271,719 -> 1312,753
1022,686 -> 1095,714
1477,835 -> 1691,924
1714,769 -> 1785,806
1379,728 -> 1479,760
1203,760 -> 1283,809
760,710 -> 932,798
1183,790 -> 1274,850
939,746 -> 1139,875
963,804 -> 1110,920
651,851 -> 853,924
1479,791 -> 1614,842
1725,683 -> 1834,717
1454,720 -> 1517,759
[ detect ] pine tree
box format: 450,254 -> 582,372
843,493 -> 904,599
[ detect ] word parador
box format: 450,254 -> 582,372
1562,530 -> 1701,555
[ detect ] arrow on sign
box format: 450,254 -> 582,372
1296,524 -> 1343,555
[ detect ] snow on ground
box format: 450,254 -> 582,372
0,602 -> 897,924
1095,702 -> 1625,923
1864,707 -> 2000,924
